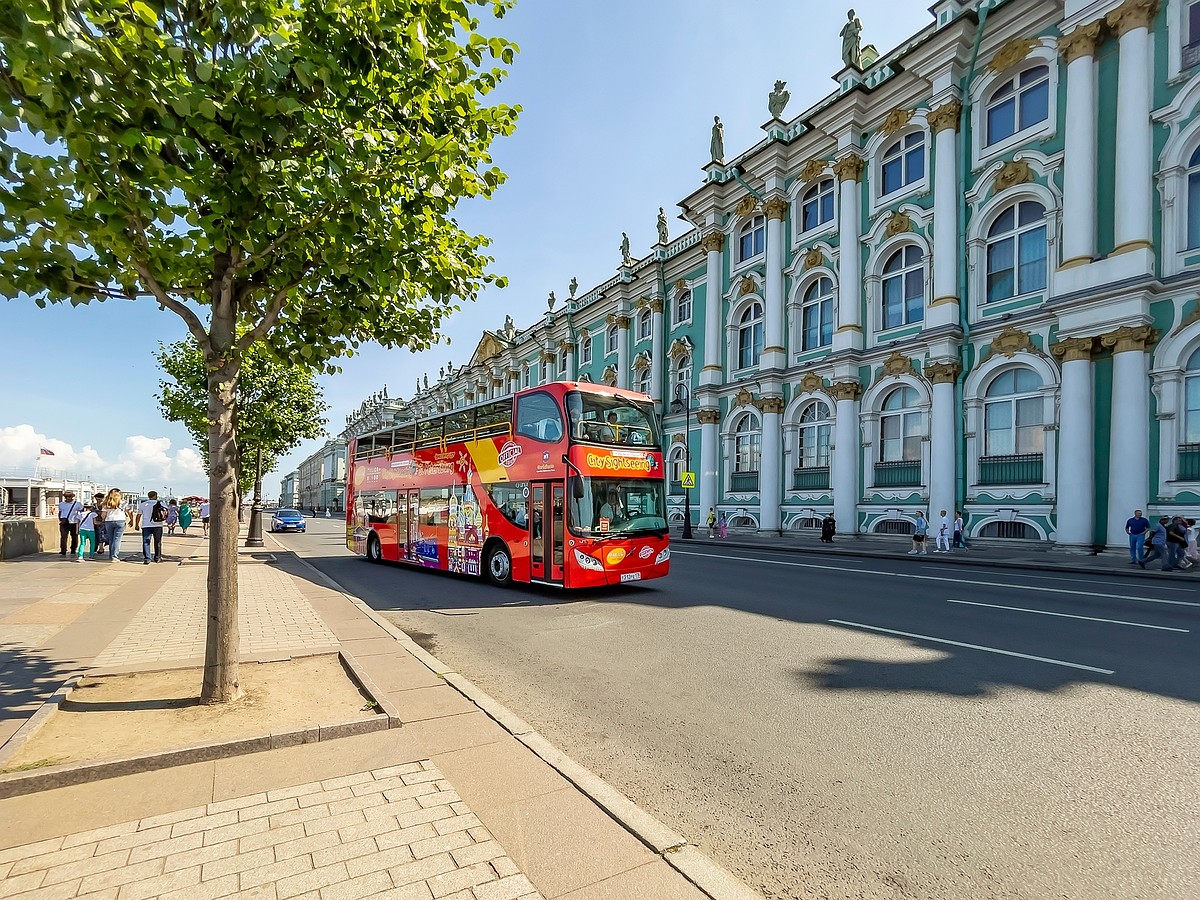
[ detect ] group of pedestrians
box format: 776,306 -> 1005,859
57,492 -> 209,564
1125,509 -> 1198,571
705,507 -> 729,539
907,510 -> 968,555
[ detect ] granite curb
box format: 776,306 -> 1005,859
0,649 -> 397,801
278,542 -> 766,900
685,535 -> 1196,582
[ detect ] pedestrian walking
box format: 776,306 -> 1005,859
1138,517 -> 1173,570
934,509 -> 951,553
57,490 -> 82,557
137,491 -> 167,564
1185,518 -> 1199,569
91,492 -> 107,557
952,510 -> 967,550
820,513 -> 836,543
75,504 -> 98,562
178,501 -> 193,535
165,499 -> 179,536
200,499 -> 211,536
908,512 -> 929,555
1167,515 -> 1189,571
717,512 -> 728,540
1124,508 -> 1151,565
706,507 -> 716,538
101,488 -> 126,561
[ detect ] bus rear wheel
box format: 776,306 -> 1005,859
485,543 -> 512,587
366,533 -> 382,563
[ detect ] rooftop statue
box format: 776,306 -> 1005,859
547,290 -> 556,311
569,277 -> 578,297
710,115 -> 724,162
768,80 -> 790,119
657,207 -> 669,245
841,9 -> 863,70
620,232 -> 632,267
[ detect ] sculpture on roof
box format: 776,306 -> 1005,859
503,314 -> 516,338
656,208 -> 669,245
547,290 -> 556,311
841,9 -> 863,69
569,276 -> 578,298
620,232 -> 632,267
768,80 -> 790,119
710,115 -> 724,162
423,374 -> 429,389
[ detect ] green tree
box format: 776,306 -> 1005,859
0,0 -> 518,701
157,339 -> 328,497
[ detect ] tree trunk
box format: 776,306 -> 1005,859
201,327 -> 243,702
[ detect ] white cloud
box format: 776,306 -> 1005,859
0,424 -> 206,493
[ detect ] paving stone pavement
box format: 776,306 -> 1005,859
92,564 -> 338,669
0,760 -> 545,900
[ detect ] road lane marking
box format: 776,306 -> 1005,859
829,619 -> 1116,674
919,565 -> 1196,593
671,548 -> 1200,607
945,599 -> 1190,632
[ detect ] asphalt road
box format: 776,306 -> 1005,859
275,518 -> 1200,900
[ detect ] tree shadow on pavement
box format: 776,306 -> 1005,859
0,642 -> 82,737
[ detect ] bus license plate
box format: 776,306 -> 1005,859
620,572 -> 642,582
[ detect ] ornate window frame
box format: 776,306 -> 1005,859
1151,316 -> 1200,496
722,406 -> 762,496
866,115 -> 931,215
860,374 -> 931,495
731,213 -> 767,272
969,39 -> 1060,170
1155,73 -> 1200,277
726,293 -> 765,375
790,171 -> 838,244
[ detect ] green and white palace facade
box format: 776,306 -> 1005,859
403,0 -> 1200,548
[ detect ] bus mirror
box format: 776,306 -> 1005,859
571,478 -> 584,500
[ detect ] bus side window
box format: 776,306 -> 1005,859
515,392 -> 563,443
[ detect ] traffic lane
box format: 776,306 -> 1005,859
667,547 -> 1199,703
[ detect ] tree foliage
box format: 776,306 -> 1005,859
157,339 -> 328,495
0,0 -> 519,701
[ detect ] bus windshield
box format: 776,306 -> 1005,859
566,391 -> 662,448
568,476 -> 668,538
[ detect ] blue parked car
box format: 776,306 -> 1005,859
270,509 -> 306,533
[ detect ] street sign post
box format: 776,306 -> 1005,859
681,471 -> 695,488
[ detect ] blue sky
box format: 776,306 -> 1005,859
0,0 -> 931,499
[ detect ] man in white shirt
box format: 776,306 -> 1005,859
57,490 -> 83,557
137,491 -> 166,565
200,500 -> 211,536
934,509 -> 952,553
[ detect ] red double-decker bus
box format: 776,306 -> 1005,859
346,381 -> 669,588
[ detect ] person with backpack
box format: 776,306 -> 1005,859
137,490 -> 167,564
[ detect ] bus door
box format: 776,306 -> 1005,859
394,489 -> 419,563
528,481 -> 565,583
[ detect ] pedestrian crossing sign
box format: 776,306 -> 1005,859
681,472 -> 695,488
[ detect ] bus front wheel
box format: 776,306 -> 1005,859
486,543 -> 512,588
366,533 -> 382,563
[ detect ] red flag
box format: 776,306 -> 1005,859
39,448 -> 55,456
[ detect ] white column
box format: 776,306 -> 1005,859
614,314 -> 631,389
929,102 -> 961,328
1051,338 -> 1096,546
562,343 -> 575,381
649,299 -> 665,405
833,155 -> 864,351
1104,326 -> 1155,545
700,232 -> 725,387
1108,2 -> 1155,254
926,365 -> 959,530
759,399 -> 784,532
698,410 -> 720,523
832,383 -> 862,534
1059,24 -> 1101,267
761,198 -> 787,370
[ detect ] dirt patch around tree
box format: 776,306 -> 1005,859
4,654 -> 376,772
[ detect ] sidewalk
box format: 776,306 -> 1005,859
0,529 -> 759,900
681,527 -> 1200,582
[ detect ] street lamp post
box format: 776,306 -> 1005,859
670,384 -> 694,540
245,447 -> 264,548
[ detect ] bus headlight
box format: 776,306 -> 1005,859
574,549 -> 604,571
655,547 -> 670,564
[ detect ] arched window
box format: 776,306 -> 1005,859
986,201 -> 1047,302
1182,347 -> 1200,446
737,302 -> 764,369
637,308 -> 652,340
1187,145 -> 1200,250
800,179 -> 835,231
879,386 -> 922,462
801,277 -> 834,351
739,215 -> 766,262
986,66 -> 1049,146
674,354 -> 692,392
579,336 -> 592,365
669,445 -> 686,491
796,401 -> 832,481
984,369 -> 1044,457
558,351 -> 568,375
634,365 -> 651,395
675,290 -> 692,324
881,133 -> 925,195
732,413 -> 761,491
606,323 -> 619,354
881,246 -> 924,330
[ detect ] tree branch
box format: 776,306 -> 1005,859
132,259 -> 210,346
